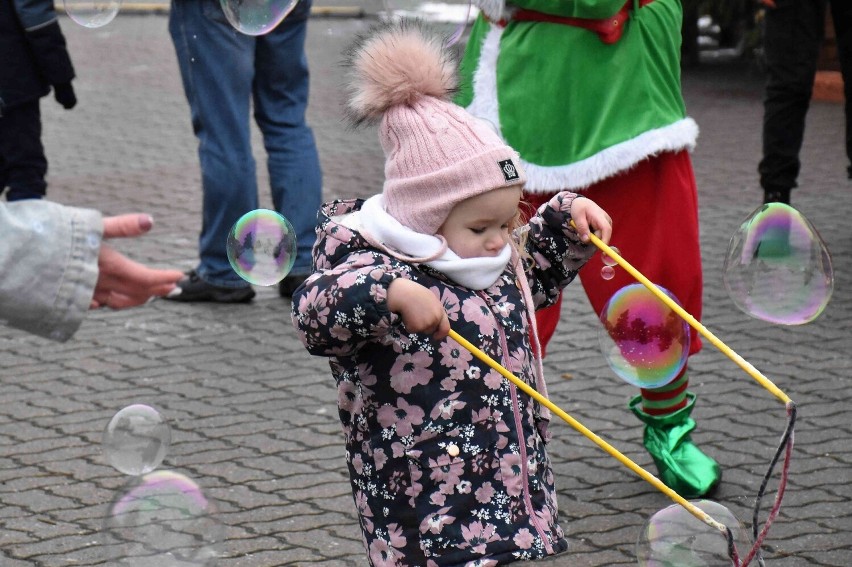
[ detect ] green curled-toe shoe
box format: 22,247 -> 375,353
629,393 -> 722,499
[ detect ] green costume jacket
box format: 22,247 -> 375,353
457,0 -> 698,193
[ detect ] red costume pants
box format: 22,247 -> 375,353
523,150 -> 703,359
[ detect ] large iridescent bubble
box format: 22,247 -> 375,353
637,500 -> 753,566
104,470 -> 224,565
63,0 -> 121,28
723,203 -> 833,325
220,0 -> 298,36
598,283 -> 690,389
226,209 -> 296,286
102,404 -> 171,476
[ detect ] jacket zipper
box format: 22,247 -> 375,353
481,291 -> 554,554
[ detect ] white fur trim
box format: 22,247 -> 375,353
522,118 -> 700,193
465,23 -> 699,194
467,24 -> 504,132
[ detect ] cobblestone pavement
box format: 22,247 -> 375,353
1,9 -> 850,567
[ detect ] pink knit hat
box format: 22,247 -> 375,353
346,20 -> 526,235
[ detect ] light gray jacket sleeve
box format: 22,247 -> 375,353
1,200 -> 103,341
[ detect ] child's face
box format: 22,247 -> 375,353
437,187 -> 522,259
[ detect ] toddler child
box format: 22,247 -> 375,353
291,21 -> 612,566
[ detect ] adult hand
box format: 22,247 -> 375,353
90,214 -> 184,309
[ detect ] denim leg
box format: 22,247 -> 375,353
758,0 -> 826,192
829,0 -> 852,171
253,0 -> 322,276
0,100 -> 47,201
169,0 -> 258,287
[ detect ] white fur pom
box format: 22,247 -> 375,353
345,20 -> 458,124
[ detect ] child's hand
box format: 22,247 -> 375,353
570,197 -> 613,245
387,278 -> 450,340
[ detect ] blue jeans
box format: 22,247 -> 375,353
169,0 -> 322,287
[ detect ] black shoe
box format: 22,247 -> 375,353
763,187 -> 791,204
165,270 -> 255,303
278,273 -> 309,298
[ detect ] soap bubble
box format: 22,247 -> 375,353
723,203 -> 833,325
602,246 -> 621,267
598,283 -> 690,389
104,470 -> 224,565
380,0 -> 478,43
601,246 -> 620,279
226,209 -> 296,286
381,0 -> 477,22
63,0 -> 121,28
637,500 -> 753,566
103,404 -> 171,476
220,0 -> 298,36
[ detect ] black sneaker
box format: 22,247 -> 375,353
278,273 -> 309,299
165,270 -> 255,303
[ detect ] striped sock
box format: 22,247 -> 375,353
640,370 -> 689,415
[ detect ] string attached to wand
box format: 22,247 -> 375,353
451,325 -> 794,566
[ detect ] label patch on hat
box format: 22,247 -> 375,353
499,159 -> 519,182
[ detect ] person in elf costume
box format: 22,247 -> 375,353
456,0 -> 721,498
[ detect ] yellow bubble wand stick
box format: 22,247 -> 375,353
574,222 -> 791,406
575,223 -> 797,567
447,328 -> 731,534
449,224 -> 797,565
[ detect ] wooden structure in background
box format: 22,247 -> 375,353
814,8 -> 843,103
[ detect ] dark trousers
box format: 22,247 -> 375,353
759,0 -> 852,191
0,99 -> 47,201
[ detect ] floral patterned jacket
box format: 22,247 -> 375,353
291,192 -> 594,566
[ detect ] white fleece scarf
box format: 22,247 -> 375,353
353,195 -> 511,290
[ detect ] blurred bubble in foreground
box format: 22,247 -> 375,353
104,470 -> 224,566
636,500 -> 752,567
